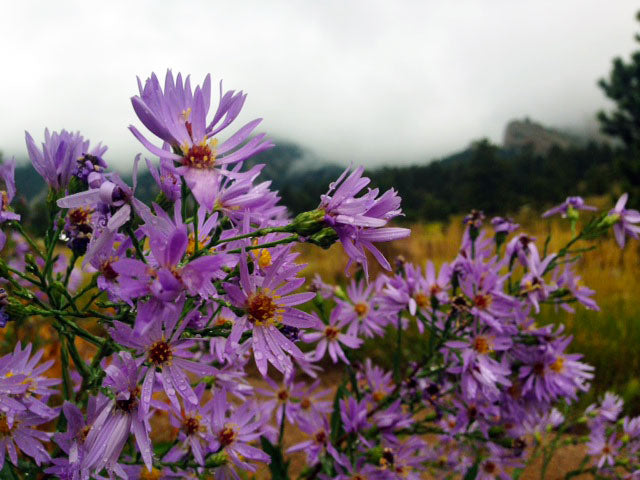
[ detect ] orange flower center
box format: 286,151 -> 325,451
354,302 -> 369,317
414,292 -> 429,308
473,294 -> 492,309
314,430 -> 327,444
247,291 -> 282,326
324,326 -> 340,340
182,139 -> 218,169
218,426 -> 237,446
140,467 -> 163,480
277,389 -> 289,402
0,415 -> 12,436
183,416 -> 202,436
472,336 -> 492,354
101,259 -> 119,281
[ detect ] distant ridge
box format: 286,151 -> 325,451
503,118 -> 581,155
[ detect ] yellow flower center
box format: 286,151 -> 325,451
550,356 -> 564,373
247,290 -> 283,326
140,466 -> 163,480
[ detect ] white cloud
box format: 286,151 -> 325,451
0,0 -> 637,168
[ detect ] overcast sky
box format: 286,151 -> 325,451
1,0 -> 638,168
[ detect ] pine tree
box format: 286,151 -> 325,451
597,11 -> 640,148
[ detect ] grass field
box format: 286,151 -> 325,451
296,207 -> 640,412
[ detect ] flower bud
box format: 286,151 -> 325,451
599,213 -> 621,228
307,227 -> 338,249
290,209 -> 326,237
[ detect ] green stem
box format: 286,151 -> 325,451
9,221 -> 44,257
64,251 -> 79,287
212,225 -> 292,246
226,235 -> 300,254
59,338 -> 74,401
126,224 -> 147,264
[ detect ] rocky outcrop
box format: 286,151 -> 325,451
503,118 -> 577,155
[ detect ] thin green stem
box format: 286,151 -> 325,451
126,224 -> 147,264
59,338 -> 74,401
212,226 -> 292,246
9,221 -> 44,257
226,235 -> 300,254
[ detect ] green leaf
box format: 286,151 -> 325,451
260,435 -> 290,480
463,462 -> 479,480
330,383 -> 348,444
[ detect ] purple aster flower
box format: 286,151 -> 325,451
0,410 -> 51,469
0,158 -> 19,224
491,216 -> 519,234
520,249 -> 557,313
287,415 -> 333,464
110,308 -> 217,419
446,333 -> 513,400
209,390 -> 270,473
57,156 -> 150,243
63,206 -> 95,255
369,438 -> 430,480
464,209 -> 486,229
587,431 -> 621,469
146,157 -> 182,203
516,335 -> 593,403
82,352 -> 152,475
129,70 -> 273,211
303,310 -> 362,364
224,248 -> 316,376
162,384 -> 212,466
542,196 -> 597,218
586,392 -> 624,425
310,274 -> 335,299
288,379 -> 332,427
476,444 -> 522,480
458,261 -> 516,332
505,234 -> 538,268
359,359 -> 394,404
114,208 -> 233,306
212,163 -> 286,225
340,396 -> 369,434
0,343 -> 60,420
0,158 -> 20,250
553,264 -> 599,312
257,373 -> 331,429
320,166 -> 410,277
336,278 -> 389,338
25,128 -> 104,190
74,150 -> 108,184
609,193 -> 640,248
48,399 -> 103,479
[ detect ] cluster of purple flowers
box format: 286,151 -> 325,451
0,70 -> 638,479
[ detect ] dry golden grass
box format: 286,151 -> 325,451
295,208 -> 640,405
